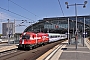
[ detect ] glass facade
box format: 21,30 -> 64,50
24,15 -> 90,35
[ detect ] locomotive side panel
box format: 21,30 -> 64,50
37,33 -> 49,45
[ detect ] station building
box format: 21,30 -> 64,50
2,23 -> 15,37
24,15 -> 90,36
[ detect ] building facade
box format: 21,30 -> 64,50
2,23 -> 15,37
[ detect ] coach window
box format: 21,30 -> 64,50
61,36 -> 62,37
50,36 -> 53,38
51,36 -> 53,38
55,36 -> 57,38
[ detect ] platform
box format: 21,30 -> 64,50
51,38 -> 90,60
59,45 -> 90,60
0,43 -> 18,52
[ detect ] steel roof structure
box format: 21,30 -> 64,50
24,15 -> 90,36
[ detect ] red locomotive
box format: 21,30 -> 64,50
18,32 -> 67,49
18,32 -> 49,49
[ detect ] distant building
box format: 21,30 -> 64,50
2,23 -> 15,37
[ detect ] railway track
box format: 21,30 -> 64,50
0,40 -> 66,60
0,48 -> 17,57
0,49 -> 27,60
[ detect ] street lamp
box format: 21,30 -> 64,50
68,18 -> 70,45
65,1 -> 87,49
83,17 -> 85,46
7,19 -> 10,45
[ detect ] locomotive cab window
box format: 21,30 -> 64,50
22,34 -> 30,39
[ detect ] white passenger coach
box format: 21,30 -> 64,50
47,33 -> 67,42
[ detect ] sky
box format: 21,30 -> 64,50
0,0 -> 89,34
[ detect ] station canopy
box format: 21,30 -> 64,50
24,15 -> 90,35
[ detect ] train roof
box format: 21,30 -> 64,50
47,33 -> 67,36
22,32 -> 36,35
47,33 -> 60,36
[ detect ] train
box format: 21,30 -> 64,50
18,32 -> 67,49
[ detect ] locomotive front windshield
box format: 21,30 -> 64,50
22,35 -> 30,39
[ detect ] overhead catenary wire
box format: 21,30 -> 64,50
8,0 -> 9,11
0,6 -> 33,21
58,0 -> 65,16
9,0 -> 40,18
